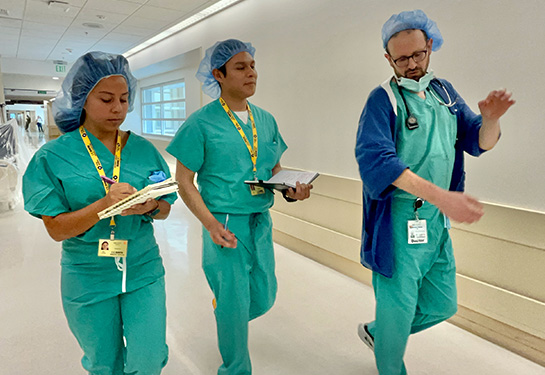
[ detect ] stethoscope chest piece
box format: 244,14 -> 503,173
396,78 -> 458,132
406,115 -> 419,130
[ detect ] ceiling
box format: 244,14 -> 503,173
0,0 -> 222,103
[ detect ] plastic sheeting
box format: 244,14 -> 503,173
0,119 -> 33,211
0,124 -> 16,160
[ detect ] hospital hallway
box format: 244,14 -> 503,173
1,170 -> 545,374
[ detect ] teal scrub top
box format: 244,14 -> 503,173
166,99 -> 287,214
23,130 -> 177,279
391,81 -> 457,201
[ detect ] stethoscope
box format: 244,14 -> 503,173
396,78 -> 458,130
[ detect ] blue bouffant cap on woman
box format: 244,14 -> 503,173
196,39 -> 255,99
53,51 -> 137,133
382,9 -> 443,52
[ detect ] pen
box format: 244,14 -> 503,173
101,176 -> 117,185
221,214 -> 230,248
224,214 -> 229,231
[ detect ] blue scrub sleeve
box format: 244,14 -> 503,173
23,151 -> 70,219
356,87 -> 408,200
166,120 -> 205,173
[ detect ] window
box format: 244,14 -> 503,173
141,80 -> 186,136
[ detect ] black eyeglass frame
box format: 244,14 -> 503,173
391,48 -> 429,68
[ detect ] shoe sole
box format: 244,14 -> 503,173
357,323 -> 374,351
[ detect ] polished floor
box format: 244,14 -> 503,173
1,131 -> 544,374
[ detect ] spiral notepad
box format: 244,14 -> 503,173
97,177 -> 179,220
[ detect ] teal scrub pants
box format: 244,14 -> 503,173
203,212 -> 277,375
368,199 -> 457,375
62,277 -> 168,375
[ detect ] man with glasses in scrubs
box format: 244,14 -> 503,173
354,9 -> 515,375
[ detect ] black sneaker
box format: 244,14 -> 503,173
357,323 -> 374,351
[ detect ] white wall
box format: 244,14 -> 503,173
128,0 -> 545,212
0,57 -> 71,77
0,59 -> 5,104
3,74 -> 61,92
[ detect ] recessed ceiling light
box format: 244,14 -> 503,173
124,0 -> 243,58
52,77 -> 60,80
47,1 -> 70,12
83,22 -> 104,29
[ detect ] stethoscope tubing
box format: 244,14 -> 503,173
397,78 -> 458,130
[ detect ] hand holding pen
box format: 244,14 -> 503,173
100,175 -> 138,211
212,214 -> 236,249
101,175 -> 160,216
220,214 -> 229,248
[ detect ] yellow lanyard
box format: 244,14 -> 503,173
79,126 -> 121,227
219,97 -> 258,179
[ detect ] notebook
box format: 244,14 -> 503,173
97,177 -> 179,220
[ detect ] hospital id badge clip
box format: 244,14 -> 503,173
408,219 -> 428,244
98,229 -> 128,257
249,184 -> 265,196
408,198 -> 428,244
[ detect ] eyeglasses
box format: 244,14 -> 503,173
391,49 -> 428,68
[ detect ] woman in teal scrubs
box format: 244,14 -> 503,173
23,52 -> 176,375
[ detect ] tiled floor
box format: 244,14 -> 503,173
1,131 -> 544,374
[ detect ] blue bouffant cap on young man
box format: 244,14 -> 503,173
196,39 -> 255,99
382,9 -> 443,52
53,51 -> 137,133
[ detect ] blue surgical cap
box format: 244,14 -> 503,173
382,10 -> 443,52
53,51 -> 137,133
196,39 -> 255,99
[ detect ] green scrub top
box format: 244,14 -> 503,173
166,99 -> 287,214
23,130 -> 177,303
391,81 -> 457,200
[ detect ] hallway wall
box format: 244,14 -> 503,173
270,173 -> 545,365
127,0 -> 545,364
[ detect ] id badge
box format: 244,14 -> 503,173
408,220 -> 428,244
98,239 -> 128,257
249,184 -> 265,196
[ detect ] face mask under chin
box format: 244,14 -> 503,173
396,70 -> 435,92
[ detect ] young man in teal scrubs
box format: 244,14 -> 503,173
167,39 -> 312,375
355,10 -> 515,375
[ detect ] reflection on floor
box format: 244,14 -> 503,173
1,202 -> 545,375
1,130 -> 544,374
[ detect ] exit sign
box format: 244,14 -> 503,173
55,65 -> 66,73
37,90 -> 47,94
